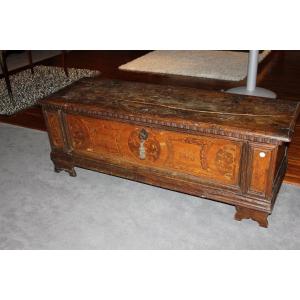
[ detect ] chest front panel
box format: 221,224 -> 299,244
65,114 -> 242,187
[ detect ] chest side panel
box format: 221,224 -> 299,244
45,111 -> 64,149
246,143 -> 282,198
65,114 -> 242,187
249,147 -> 272,194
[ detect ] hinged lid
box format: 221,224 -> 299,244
40,78 -> 300,144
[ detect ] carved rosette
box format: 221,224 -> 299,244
215,146 -> 235,178
128,129 -> 160,162
68,117 -> 90,150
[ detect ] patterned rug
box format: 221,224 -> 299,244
0,66 -> 100,115
119,50 -> 271,81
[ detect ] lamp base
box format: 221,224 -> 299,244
226,87 -> 276,99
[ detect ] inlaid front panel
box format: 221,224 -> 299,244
167,136 -> 240,184
66,114 -> 242,186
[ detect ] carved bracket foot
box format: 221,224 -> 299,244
53,163 -> 77,177
234,206 -> 269,228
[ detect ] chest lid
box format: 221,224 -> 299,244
41,77 -> 300,144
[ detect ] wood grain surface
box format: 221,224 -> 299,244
44,78 -> 300,143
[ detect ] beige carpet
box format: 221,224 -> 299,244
119,50 -> 271,81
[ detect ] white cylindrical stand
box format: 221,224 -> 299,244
227,50 -> 276,99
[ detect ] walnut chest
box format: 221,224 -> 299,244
40,78 -> 300,227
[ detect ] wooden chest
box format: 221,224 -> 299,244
40,78 -> 300,227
